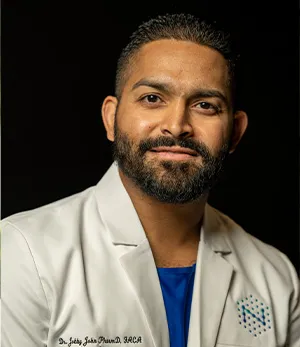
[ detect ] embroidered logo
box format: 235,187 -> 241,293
236,294 -> 272,337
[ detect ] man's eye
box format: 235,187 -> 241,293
197,102 -> 214,109
142,95 -> 161,103
195,101 -> 220,113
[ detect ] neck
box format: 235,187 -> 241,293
119,168 -> 207,266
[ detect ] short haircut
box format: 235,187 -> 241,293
115,13 -> 240,109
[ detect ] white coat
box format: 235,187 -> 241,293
2,161 -> 300,347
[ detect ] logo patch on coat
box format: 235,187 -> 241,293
236,294 -> 272,337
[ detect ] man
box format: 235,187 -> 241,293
2,13 -> 299,347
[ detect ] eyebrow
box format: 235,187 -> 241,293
131,78 -> 229,108
131,79 -> 173,95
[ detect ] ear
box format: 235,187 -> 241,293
101,96 -> 118,142
229,110 -> 248,154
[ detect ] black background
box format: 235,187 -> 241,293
2,1 -> 299,272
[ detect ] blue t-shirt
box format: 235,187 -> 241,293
157,264 -> 196,347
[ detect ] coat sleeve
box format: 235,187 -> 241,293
1,221 -> 50,347
286,258 -> 300,347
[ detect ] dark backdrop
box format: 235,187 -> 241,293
2,1 -> 299,273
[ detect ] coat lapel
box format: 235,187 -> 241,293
95,162 -> 234,347
95,162 -> 169,347
120,240 -> 170,347
188,205 -> 234,347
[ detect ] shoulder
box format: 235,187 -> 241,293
1,185 -> 96,241
210,205 -> 299,289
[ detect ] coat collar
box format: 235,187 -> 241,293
95,161 -> 232,254
95,161 -> 233,347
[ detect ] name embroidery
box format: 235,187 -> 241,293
58,336 -> 142,346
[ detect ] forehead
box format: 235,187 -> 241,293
123,39 -> 230,95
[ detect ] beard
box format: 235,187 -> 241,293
112,117 -> 231,204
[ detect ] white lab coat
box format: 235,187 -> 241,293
1,161 -> 300,347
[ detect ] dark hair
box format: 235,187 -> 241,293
115,13 -> 240,109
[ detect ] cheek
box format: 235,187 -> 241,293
119,112 -> 154,136
135,119 -> 154,131
195,121 -> 229,151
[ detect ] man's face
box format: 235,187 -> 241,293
111,40 -> 233,204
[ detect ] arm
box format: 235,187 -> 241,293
285,259 -> 300,347
1,221 -> 50,346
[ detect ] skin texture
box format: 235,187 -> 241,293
102,39 -> 248,267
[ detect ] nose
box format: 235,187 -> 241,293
160,101 -> 193,138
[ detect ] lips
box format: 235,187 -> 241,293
150,146 -> 198,156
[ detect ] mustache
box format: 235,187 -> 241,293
139,136 -> 213,161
